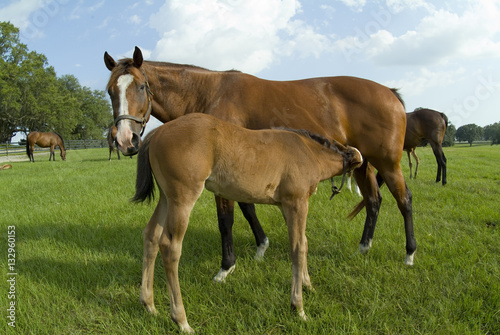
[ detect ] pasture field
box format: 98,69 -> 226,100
1,144 -> 499,334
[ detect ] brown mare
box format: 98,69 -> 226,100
107,126 -> 121,160
133,113 -> 363,332
26,131 -> 66,162
404,108 -> 448,185
104,47 -> 416,282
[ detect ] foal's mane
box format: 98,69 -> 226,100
277,128 -> 332,148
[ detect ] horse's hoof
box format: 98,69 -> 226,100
213,265 -> 235,283
358,240 -> 372,254
405,252 -> 415,266
255,237 -> 269,260
298,309 -> 308,321
179,322 -> 195,333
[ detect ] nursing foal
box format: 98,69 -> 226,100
133,113 -> 363,333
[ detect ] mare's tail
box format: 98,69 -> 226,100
347,172 -> 385,219
131,130 -> 156,203
26,139 -> 30,158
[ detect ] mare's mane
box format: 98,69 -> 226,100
107,58 -> 240,90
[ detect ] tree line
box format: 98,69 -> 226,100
0,22 -> 111,143
441,122 -> 500,147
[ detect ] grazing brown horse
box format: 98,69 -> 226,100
104,47 -> 416,282
134,113 -> 363,333
26,131 -> 66,162
107,126 -> 121,160
404,108 -> 448,185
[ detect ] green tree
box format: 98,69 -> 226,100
1,21 -> 111,141
484,122 -> 500,145
442,123 -> 456,147
456,124 -> 483,146
0,22 -> 25,142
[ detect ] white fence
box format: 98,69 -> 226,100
0,140 -> 108,156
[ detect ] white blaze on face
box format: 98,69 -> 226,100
115,74 -> 135,148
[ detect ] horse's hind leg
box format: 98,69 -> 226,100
49,146 -> 55,161
407,150 -> 413,179
280,199 -> 309,321
140,192 -> 168,315
431,143 -> 447,185
378,166 -> 416,265
353,162 -> 382,253
214,196 -> 237,282
237,202 -> 269,260
411,149 -> 420,179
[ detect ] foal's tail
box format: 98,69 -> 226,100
131,130 -> 156,203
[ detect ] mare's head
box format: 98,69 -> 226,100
104,47 -> 152,156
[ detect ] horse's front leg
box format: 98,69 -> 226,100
237,202 -> 269,260
160,196 -> 196,334
140,193 -> 167,315
213,196 -> 236,282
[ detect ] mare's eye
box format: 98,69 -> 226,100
139,84 -> 145,91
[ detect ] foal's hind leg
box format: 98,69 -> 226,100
140,192 -> 168,315
159,195 -> 199,334
280,199 -> 310,321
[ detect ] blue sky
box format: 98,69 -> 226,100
1,0 -> 499,137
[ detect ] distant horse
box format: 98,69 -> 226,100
133,113 -> 363,333
404,108 -> 448,185
105,47 -> 416,282
0,164 -> 12,170
107,126 -> 121,160
26,131 -> 66,162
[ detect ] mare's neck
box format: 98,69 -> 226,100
143,62 -> 223,123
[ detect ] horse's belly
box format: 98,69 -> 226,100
204,177 -> 279,205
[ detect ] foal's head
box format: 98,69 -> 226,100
104,47 -> 152,156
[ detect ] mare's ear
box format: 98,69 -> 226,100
133,46 -> 143,68
104,52 -> 116,71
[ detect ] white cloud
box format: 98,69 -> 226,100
336,0 -> 500,66
335,0 -> 366,12
385,67 -> 467,96
0,0 -> 46,30
148,0 -> 331,74
129,14 -> 141,25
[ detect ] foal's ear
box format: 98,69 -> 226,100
104,52 -> 116,71
133,46 -> 143,68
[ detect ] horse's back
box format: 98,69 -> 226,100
405,108 -> 447,148
219,74 -> 406,164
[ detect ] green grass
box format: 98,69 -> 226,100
1,145 -> 499,334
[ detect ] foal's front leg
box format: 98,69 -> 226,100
140,193 -> 167,315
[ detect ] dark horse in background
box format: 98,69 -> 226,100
104,47 -> 416,284
404,108 -> 448,185
26,131 -> 66,162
